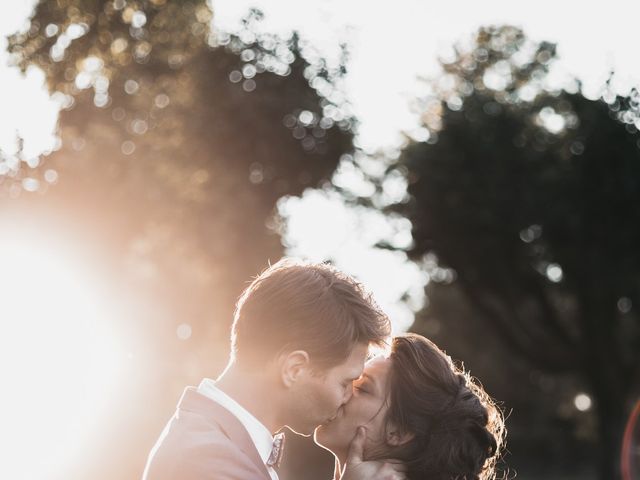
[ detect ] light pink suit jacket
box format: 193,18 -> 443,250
142,387 -> 272,480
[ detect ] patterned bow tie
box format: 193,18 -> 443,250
266,432 -> 286,469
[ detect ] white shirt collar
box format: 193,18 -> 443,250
197,378 -> 275,466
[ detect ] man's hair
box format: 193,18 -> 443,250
231,258 -> 390,369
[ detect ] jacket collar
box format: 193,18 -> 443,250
177,387 -> 271,479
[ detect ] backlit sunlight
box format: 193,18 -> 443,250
0,231 -> 122,480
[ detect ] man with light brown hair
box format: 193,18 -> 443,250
143,259 -> 405,480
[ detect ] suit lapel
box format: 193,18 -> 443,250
177,387 -> 271,479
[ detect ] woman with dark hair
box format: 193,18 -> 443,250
315,333 -> 505,480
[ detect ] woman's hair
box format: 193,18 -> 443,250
383,333 -> 505,480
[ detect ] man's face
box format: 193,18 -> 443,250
285,342 -> 369,435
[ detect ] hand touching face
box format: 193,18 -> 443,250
340,426 -> 407,480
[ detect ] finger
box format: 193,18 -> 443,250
346,426 -> 366,464
380,461 -> 408,478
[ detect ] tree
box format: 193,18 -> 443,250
7,0 -> 353,345
6,2 -> 354,478
389,26 -> 640,479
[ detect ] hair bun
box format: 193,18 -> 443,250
387,334 -> 505,480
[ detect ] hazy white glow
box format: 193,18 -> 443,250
617,297 -> 632,314
546,263 -> 564,283
574,393 -> 592,412
279,190 -> 428,333
0,65 -> 59,158
0,0 -> 58,158
0,235 -> 122,480
177,323 -> 193,340
538,107 -> 566,134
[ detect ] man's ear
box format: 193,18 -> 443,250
279,350 -> 310,387
386,424 -> 415,447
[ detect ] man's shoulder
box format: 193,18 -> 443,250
142,392 -> 268,480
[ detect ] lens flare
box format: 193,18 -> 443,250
0,234 -> 122,480
622,399 -> 640,480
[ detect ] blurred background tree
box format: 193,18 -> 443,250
370,25 -> 640,480
5,1 -> 354,478
4,1 -> 640,478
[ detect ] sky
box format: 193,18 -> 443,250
1,0 -> 640,330
212,0 -> 640,150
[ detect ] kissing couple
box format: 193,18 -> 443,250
143,259 -> 505,480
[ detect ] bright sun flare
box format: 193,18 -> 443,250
0,233 -> 122,480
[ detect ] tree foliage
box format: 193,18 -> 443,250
391,25 -> 640,478
6,0 -> 354,333
6,2 -> 354,478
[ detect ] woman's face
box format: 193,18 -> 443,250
314,355 -> 392,459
